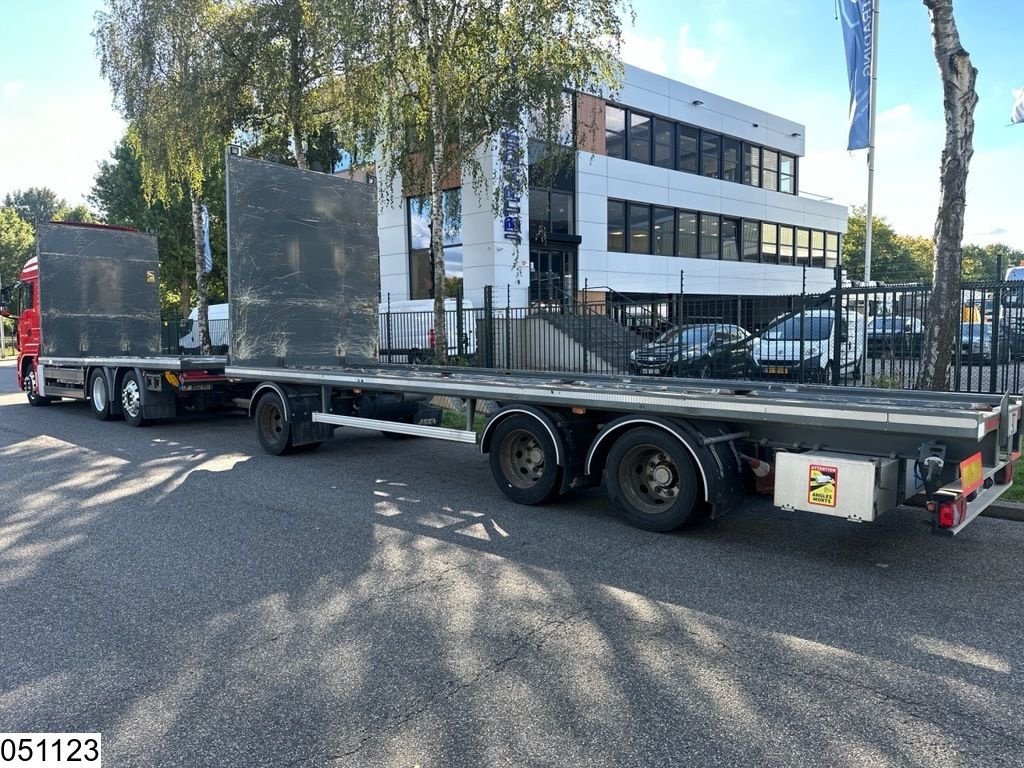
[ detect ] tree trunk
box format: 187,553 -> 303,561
428,66 -> 448,363
288,25 -> 307,171
916,0 -> 977,390
191,193 -> 211,355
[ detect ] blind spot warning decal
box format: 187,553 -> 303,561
808,464 -> 838,507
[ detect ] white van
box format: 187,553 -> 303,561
752,309 -> 865,382
179,303 -> 230,354
378,298 -> 476,362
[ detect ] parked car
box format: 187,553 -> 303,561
751,309 -> 865,382
959,322 -> 1010,365
866,316 -> 923,356
628,323 -> 753,378
179,303 -> 230,354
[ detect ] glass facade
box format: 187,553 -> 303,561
407,189 -> 463,299
604,198 -> 841,268
604,103 -> 799,194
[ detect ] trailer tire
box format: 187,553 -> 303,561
489,414 -> 561,505
89,369 -> 114,421
121,370 -> 147,427
255,391 -> 295,455
605,427 -> 699,532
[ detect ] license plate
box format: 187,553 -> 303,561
181,382 -> 214,391
641,368 -> 659,375
766,366 -> 790,375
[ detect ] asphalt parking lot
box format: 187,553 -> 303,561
2,359 -> 1024,767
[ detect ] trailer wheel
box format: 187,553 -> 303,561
121,371 -> 147,427
89,369 -> 114,421
24,364 -> 52,407
255,392 -> 295,455
605,428 -> 699,532
489,415 -> 561,505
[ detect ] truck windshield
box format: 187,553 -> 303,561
764,316 -> 833,341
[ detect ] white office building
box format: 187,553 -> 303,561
376,64 -> 848,314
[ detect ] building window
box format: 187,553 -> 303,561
629,112 -> 652,164
780,154 -> 796,194
811,230 -> 826,267
742,220 -> 760,262
677,211 -> 698,258
549,192 -> 574,235
795,228 -> 810,266
825,232 -> 840,268
762,150 -> 779,192
700,131 -> 720,179
722,138 -> 741,184
721,218 -> 740,261
700,214 -> 720,259
607,199 -> 625,252
628,202 -> 651,253
677,125 -> 699,173
653,206 -> 675,256
778,225 -> 794,265
408,190 -> 462,299
653,118 -> 674,169
761,222 -> 778,264
743,144 -> 761,187
606,105 -> 626,159
529,188 -> 549,240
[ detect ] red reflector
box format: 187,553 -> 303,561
937,496 -> 967,529
995,461 -> 1015,485
428,327 -> 436,347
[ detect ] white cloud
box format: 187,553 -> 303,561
619,29 -> 668,75
676,25 -> 719,83
0,80 -> 124,208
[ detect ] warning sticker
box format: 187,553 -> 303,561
808,464 -> 838,507
960,452 -> 983,496
146,270 -> 156,283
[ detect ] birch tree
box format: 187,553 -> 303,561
364,0 -> 628,362
916,0 -> 978,390
95,0 -> 243,354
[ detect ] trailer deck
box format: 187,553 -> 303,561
42,355 -> 228,371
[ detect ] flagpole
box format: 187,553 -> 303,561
864,0 -> 879,284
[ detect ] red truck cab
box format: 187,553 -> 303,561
1,255 -> 46,404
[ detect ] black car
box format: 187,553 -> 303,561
629,323 -> 753,378
866,316 -> 923,356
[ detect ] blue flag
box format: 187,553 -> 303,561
201,204 -> 213,273
840,0 -> 874,150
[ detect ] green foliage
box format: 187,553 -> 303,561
90,136 -> 227,315
0,207 -> 35,288
962,243 -> 1024,282
842,207 -> 934,283
55,204 -> 97,223
3,187 -> 66,225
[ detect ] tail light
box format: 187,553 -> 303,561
936,496 -> 967,529
427,328 -> 436,347
995,461 -> 1015,485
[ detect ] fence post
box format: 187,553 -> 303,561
505,285 -> 512,369
800,266 -> 807,384
991,253 -> 1004,394
832,264 -> 843,385
483,285 -> 494,368
456,283 -> 465,359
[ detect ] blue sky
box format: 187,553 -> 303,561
1,0 -> 1021,248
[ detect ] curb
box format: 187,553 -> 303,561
983,500 -> 1024,523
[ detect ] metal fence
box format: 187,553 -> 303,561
375,279 -> 1024,395
160,316 -> 230,355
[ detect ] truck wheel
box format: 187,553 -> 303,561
89,369 -> 114,421
121,371 -> 147,427
489,415 -> 561,505
605,427 -> 700,532
255,392 -> 295,455
24,365 -> 52,407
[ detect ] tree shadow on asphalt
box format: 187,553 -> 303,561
1,393 -> 1023,766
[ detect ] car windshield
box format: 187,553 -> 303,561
764,316 -> 833,341
871,318 -> 900,331
654,325 -> 716,345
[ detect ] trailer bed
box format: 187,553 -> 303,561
42,355 -> 228,371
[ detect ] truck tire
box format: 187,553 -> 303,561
255,391 -> 295,455
89,369 -> 114,421
605,427 -> 699,532
488,414 -> 561,505
24,364 -> 52,407
121,370 -> 147,427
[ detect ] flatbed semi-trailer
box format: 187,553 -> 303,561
223,153 -> 1022,536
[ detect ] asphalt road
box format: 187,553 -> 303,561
2,360 -> 1024,767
